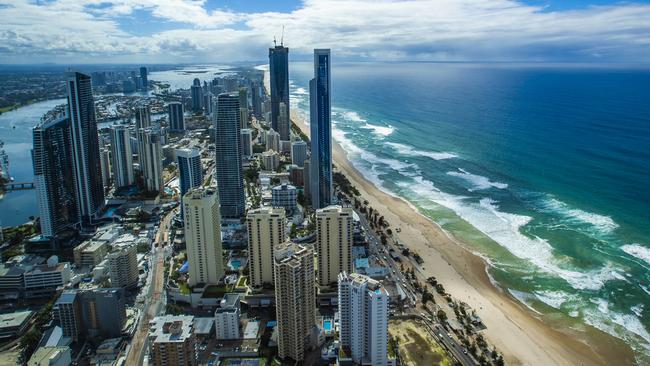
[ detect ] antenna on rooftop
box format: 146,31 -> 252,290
281,25 -> 285,46
273,36 -> 277,47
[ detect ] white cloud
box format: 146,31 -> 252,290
0,0 -> 649,63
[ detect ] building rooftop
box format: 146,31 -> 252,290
55,291 -> 78,305
27,346 -> 70,366
193,317 -> 215,336
149,315 -> 194,343
0,310 -> 33,329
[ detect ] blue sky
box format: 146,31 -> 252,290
0,0 -> 649,64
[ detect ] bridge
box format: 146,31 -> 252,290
2,182 -> 34,191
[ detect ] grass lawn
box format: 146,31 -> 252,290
389,319 -> 452,366
236,276 -> 248,288
178,281 -> 191,295
203,284 -> 234,297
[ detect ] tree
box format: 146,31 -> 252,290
436,309 -> 448,322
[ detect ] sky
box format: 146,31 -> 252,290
0,0 -> 649,64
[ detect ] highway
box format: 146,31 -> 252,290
124,209 -> 174,365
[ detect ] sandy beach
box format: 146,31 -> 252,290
289,108 -> 635,365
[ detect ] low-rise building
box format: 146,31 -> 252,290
107,244 -> 139,288
73,240 -> 108,269
214,294 -> 241,340
27,346 -> 71,366
0,310 -> 33,339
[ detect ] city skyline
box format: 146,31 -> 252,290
1,1 -> 650,64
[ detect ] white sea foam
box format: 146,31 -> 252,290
507,289 -> 543,314
341,110 -> 365,123
534,290 -> 576,309
396,176 -> 621,291
631,304 -> 644,317
361,123 -> 395,136
621,243 -> 650,266
582,299 -> 650,355
386,142 -> 458,161
294,87 -> 308,95
540,197 -> 619,234
446,168 -> 508,192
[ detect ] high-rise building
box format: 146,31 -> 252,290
53,291 -> 82,342
138,127 -> 163,193
149,315 -> 197,366
191,78 -> 203,112
272,184 -> 297,214
251,81 -> 262,118
214,294 -> 241,340
240,129 -> 253,158
135,104 -> 151,129
168,102 -> 185,132
316,205 -> 353,287
266,128 -> 280,152
203,92 -> 214,116
73,240 -> 108,269
303,159 -> 311,205
309,49 -> 333,209
239,87 -> 249,128
214,93 -> 245,218
246,207 -> 286,288
273,242 -> 315,362
66,71 -> 105,225
100,147 -> 111,188
176,148 -> 203,197
261,150 -> 279,171
139,66 -> 148,91
291,140 -> 308,167
183,187 -> 224,286
109,124 -> 134,188
338,272 -> 389,366
33,110 -> 78,238
80,288 -> 126,338
107,244 -> 139,288
279,101 -> 290,142
269,45 -> 290,141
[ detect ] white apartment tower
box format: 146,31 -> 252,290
273,242 -> 316,362
184,187 -> 224,286
338,272 -> 390,366
109,124 -> 134,188
316,205 -> 353,287
246,207 -> 286,288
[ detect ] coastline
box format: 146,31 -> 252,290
289,109 -> 635,365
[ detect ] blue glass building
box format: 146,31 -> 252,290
269,45 -> 291,140
309,49 -> 333,209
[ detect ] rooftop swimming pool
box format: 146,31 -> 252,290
323,320 -> 332,331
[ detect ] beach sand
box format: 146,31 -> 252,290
290,109 -> 635,365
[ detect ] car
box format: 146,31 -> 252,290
463,349 -> 468,355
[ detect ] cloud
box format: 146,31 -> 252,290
0,0 -> 649,63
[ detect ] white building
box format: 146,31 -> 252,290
183,187 -> 224,286
266,128 -> 280,152
338,272 -> 390,366
291,140 -> 308,167
23,257 -> 72,297
28,346 -> 72,366
316,205 -> 353,287
271,184 -> 297,214
137,127 -> 163,193
261,150 -> 279,171
246,207 -> 286,288
214,294 -> 241,340
107,244 -> 138,288
109,124 -> 134,188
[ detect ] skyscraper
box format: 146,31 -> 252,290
191,78 -> 203,112
66,71 -> 104,225
139,66 -> 148,91
53,291 -> 83,342
100,147 -> 111,188
291,140 -> 308,167
214,93 -> 245,218
33,110 -> 78,238
203,92 -> 214,116
251,81 -> 262,118
269,45 -> 291,140
239,87 -> 249,128
246,207 -> 286,288
240,129 -> 253,158
316,205 -> 353,287
309,49 -> 333,209
135,103 -> 151,129
183,187 -> 224,286
273,242 -> 315,362
138,127 -> 163,193
338,272 -> 389,366
168,102 -> 185,132
176,148 -> 203,197
109,124 -> 134,188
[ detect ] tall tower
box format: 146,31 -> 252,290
316,205 -> 353,287
246,207 -> 286,288
191,78 -> 203,112
33,110 -> 78,238
273,242 -> 316,362
138,127 -> 163,194
338,272 -> 389,366
239,87 -> 249,128
183,187 -> 224,286
309,49 -> 333,209
135,103 -> 151,129
269,44 -> 291,141
168,102 -> 185,132
214,93 -> 245,218
66,71 -> 104,225
139,66 -> 148,91
109,124 -> 134,188
176,148 -> 203,198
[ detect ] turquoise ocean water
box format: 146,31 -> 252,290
287,62 -> 650,362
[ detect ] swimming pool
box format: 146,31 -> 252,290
323,320 -> 332,331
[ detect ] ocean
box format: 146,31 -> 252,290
287,62 -> 650,362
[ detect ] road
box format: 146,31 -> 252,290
354,206 -> 477,366
124,209 -> 174,365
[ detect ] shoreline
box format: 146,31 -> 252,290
289,109 -> 635,365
